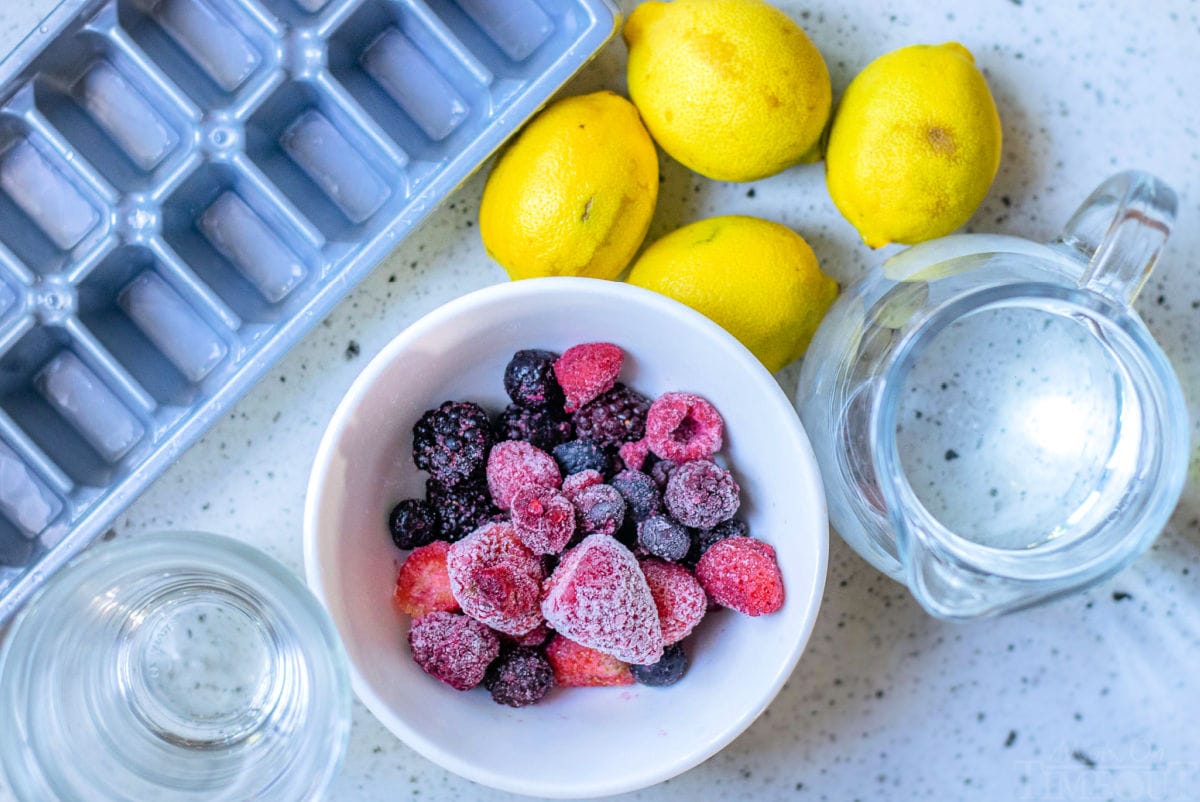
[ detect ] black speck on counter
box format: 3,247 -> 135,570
1005,730 -> 1018,747
101,528 -> 117,541
388,274 -> 396,283
1071,750 -> 1097,769
345,341 -> 361,360
945,449 -> 960,461
1112,591 -> 1132,602
746,188 -> 756,198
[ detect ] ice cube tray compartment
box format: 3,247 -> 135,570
0,0 -> 619,620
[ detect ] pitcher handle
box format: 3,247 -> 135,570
1058,170 -> 1177,307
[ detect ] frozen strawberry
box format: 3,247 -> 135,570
408,612 -> 500,690
640,559 -> 706,645
664,459 -> 740,529
541,535 -> 663,664
562,469 -> 604,500
545,635 -> 633,687
645,392 -> 724,463
447,522 -> 545,635
511,485 -> 575,555
695,536 -> 785,616
618,439 -> 651,471
554,343 -> 623,413
486,440 -> 562,510
393,541 -> 459,618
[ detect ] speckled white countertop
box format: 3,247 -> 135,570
2,1 -> 1199,800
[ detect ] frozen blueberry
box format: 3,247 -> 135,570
388,498 -> 439,549
484,647 -> 554,707
426,477 -> 497,541
495,404 -> 573,452
552,439 -> 609,476
610,470 -> 662,522
631,642 -> 688,687
412,401 -> 494,486
572,484 -> 626,536
504,349 -> 565,409
685,518 -> 748,567
637,515 -> 692,562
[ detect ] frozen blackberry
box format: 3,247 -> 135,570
495,404 -> 573,451
484,647 -> 554,707
610,470 -> 662,522
637,515 -> 692,562
504,349 -> 565,409
631,642 -> 688,687
664,459 -> 740,528
649,458 -> 677,489
571,384 -> 651,449
426,477 -> 497,541
685,517 -> 748,567
412,401 -> 494,485
552,439 -> 609,476
388,498 -> 439,550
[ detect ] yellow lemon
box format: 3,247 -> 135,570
479,91 -> 658,281
825,43 -> 1002,248
627,216 -> 838,371
624,0 -> 831,183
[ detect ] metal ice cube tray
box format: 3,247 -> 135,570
0,0 -> 618,621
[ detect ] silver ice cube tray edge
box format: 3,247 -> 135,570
0,0 -> 620,621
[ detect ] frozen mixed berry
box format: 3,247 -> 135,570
495,404 -> 573,452
545,635 -> 634,687
640,558 -> 706,644
542,535 -> 663,664
644,392 -> 724,463
571,483 -> 626,537
510,485 -> 575,555
484,646 -> 554,707
561,469 -> 604,500
504,349 -> 564,409
572,384 -> 651,449
685,517 -> 747,567
412,401 -> 494,486
486,440 -> 562,510
649,458 -> 678,489
631,643 -> 688,687
510,623 -> 551,647
552,438 -> 609,477
393,541 -> 459,618
426,477 -> 496,541
610,470 -> 662,522
408,612 -> 500,691
618,439 -> 650,471
664,459 -> 740,529
446,522 -> 545,635
695,536 -> 785,616
388,498 -> 438,550
554,342 -> 623,412
636,515 -> 691,562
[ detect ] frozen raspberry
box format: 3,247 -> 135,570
649,459 -> 677,489
572,384 -> 651,449
695,536 -> 785,616
412,401 -> 494,486
636,515 -> 691,562
684,517 -> 747,567
554,343 -> 623,412
618,439 -> 651,471
561,469 -> 605,500
640,558 -> 706,644
388,498 -> 438,550
610,470 -> 662,522
572,484 -> 626,536
426,477 -> 496,541
494,404 -> 573,452
504,349 -> 564,409
631,642 -> 688,686
545,635 -> 633,687
644,393 -> 724,463
393,541 -> 460,617
510,485 -> 575,555
486,440 -> 562,510
664,459 -> 740,529
541,535 -> 663,664
446,522 -> 545,635
552,439 -> 608,476
408,612 -> 500,691
484,647 -> 554,707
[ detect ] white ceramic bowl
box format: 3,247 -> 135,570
303,278 -> 828,798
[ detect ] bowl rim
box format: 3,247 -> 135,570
302,277 -> 829,798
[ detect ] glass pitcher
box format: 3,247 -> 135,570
796,171 -> 1189,619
